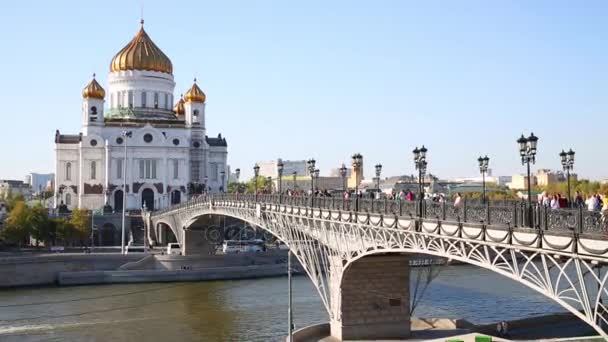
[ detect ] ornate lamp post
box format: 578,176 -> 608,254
292,171 -> 297,192
517,133 -> 538,227
203,176 -> 209,194
277,160 -> 284,201
413,146 -> 428,217
477,155 -> 490,203
351,153 -> 363,211
374,163 -> 382,192
560,149 -> 575,207
339,163 -> 348,193
314,169 -> 320,190
307,159 -> 316,206
267,176 -> 272,193
120,130 -> 132,255
235,168 -> 241,193
253,164 -> 260,201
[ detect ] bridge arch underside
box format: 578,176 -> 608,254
150,206 -> 608,339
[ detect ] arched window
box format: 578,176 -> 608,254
164,93 -> 169,109
193,110 -> 199,117
141,92 -> 147,108
90,106 -> 97,115
154,93 -> 159,109
91,161 -> 97,180
65,193 -> 71,206
66,162 -> 72,181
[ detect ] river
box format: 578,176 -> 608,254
0,265 -> 565,341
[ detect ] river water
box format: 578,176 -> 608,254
0,265 -> 565,342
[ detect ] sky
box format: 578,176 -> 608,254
0,1 -> 606,181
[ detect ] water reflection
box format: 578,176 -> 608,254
0,265 -> 568,341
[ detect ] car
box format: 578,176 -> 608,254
166,243 -> 181,255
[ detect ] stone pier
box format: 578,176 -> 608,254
331,254 -> 411,340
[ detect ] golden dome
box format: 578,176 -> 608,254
110,21 -> 173,74
173,95 -> 185,115
184,78 -> 206,103
82,74 -> 105,99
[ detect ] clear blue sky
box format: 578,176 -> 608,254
0,1 -> 606,181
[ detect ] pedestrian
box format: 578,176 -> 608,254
574,191 -> 584,208
454,193 -> 463,208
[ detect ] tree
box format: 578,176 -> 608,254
5,191 -> 25,211
1,201 -> 30,246
244,176 -> 272,193
54,218 -> 78,246
70,209 -> 91,245
227,182 -> 240,194
29,204 -> 51,246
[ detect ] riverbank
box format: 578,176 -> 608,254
0,251 -> 300,287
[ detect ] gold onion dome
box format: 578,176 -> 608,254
174,95 -> 185,115
110,20 -> 173,74
184,78 -> 206,103
82,74 -> 105,99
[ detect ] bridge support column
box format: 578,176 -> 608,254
331,254 -> 410,341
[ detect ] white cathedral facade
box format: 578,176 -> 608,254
54,21 -> 228,212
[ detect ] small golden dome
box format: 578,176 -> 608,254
184,78 -> 206,103
82,74 -> 105,99
173,95 -> 185,115
110,20 -> 173,74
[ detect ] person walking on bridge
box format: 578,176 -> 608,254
454,193 -> 463,209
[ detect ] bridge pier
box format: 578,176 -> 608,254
331,254 -> 411,341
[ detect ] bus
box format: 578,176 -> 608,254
222,239 -> 265,254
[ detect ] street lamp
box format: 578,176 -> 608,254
560,149 -> 575,207
267,176 -> 272,193
518,133 -> 538,227
351,153 -> 363,211
478,155 -> 490,203
339,163 -> 348,193
253,164 -> 260,201
307,159 -> 316,205
235,168 -> 241,193
314,169 -> 320,191
413,146 -> 428,217
277,160 -> 284,201
120,130 -> 132,255
375,163 -> 382,192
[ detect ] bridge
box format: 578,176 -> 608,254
145,194 -> 608,340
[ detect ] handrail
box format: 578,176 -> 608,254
151,194 -> 607,234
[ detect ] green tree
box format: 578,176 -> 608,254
227,182 -> 240,193
1,201 -> 31,246
29,204 -> 51,246
244,176 -> 272,193
55,218 -> 78,246
70,209 -> 91,244
5,191 -> 25,211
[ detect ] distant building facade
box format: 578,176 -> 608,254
27,173 -> 55,194
257,159 -> 308,179
0,180 -> 32,200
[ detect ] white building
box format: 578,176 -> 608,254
256,159 -> 308,179
54,20 -> 228,211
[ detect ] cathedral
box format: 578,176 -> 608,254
54,20 -> 228,212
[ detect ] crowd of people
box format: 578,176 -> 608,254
538,191 -> 607,213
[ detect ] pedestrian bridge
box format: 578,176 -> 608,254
145,194 -> 608,340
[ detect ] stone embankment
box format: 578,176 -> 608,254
0,250 -> 300,287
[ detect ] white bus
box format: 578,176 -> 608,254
222,240 -> 265,254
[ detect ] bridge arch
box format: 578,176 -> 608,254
340,247 -> 605,337
148,198 -> 608,339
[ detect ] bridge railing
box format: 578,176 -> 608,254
152,194 -> 607,236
